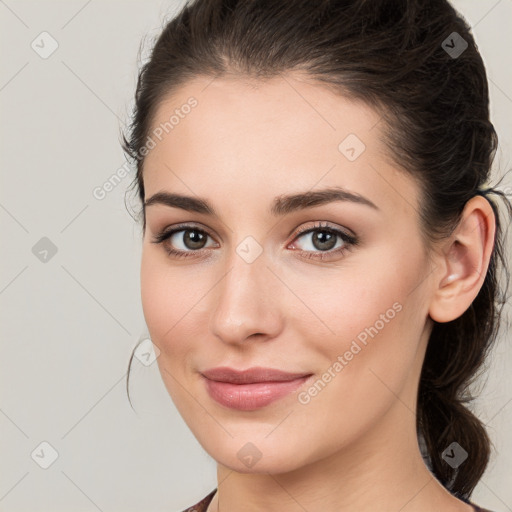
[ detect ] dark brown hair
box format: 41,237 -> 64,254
121,0 -> 511,499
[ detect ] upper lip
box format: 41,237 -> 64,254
201,366 -> 312,384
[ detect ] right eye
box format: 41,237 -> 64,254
151,224 -> 218,259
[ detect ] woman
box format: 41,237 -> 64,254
122,0 -> 511,510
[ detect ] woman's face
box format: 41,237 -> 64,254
140,74 -> 436,473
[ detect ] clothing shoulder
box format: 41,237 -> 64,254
470,503 -> 497,512
181,489 -> 217,512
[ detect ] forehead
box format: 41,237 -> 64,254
148,73 -> 381,155
143,73 -> 420,221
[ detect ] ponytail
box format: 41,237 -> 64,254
418,191 -> 511,497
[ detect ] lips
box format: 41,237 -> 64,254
201,366 -> 313,410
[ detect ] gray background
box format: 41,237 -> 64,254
0,1 -> 511,511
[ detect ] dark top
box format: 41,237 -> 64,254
181,489 -> 497,512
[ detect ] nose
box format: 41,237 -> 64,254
209,247 -> 283,346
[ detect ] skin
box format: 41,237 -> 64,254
139,73 -> 495,512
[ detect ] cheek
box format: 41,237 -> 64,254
288,247 -> 424,357
289,282 -> 425,459
140,252 -> 168,339
140,248 -> 212,363
300,278 -> 414,388
297,245 -> 429,396
140,251 -> 197,408
140,249 -> 187,354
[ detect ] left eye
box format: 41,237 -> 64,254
291,227 -> 352,253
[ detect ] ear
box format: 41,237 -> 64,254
428,195 -> 496,323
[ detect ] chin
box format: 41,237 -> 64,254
196,434 -> 313,475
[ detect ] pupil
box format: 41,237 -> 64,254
185,230 -> 205,249
314,231 -> 336,251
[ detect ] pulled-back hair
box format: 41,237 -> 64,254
122,0 -> 511,498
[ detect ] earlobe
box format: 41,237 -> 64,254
428,196 -> 496,323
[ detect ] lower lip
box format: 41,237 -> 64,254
203,375 -> 312,411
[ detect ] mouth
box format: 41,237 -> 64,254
201,366 -> 312,384
201,366 -> 313,411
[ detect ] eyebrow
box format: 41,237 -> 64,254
144,186 -> 379,217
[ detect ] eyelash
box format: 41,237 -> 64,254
151,222 -> 359,261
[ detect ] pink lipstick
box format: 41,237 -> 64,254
201,366 -> 312,411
